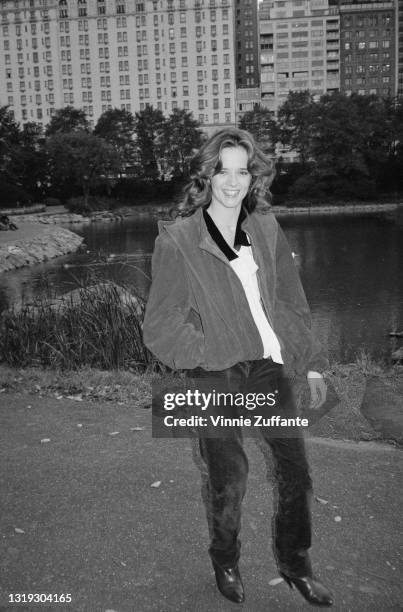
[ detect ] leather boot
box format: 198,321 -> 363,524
213,562 -> 245,604
280,572 -> 334,607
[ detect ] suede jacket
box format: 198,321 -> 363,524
143,206 -> 328,375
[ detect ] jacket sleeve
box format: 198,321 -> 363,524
274,223 -> 329,375
143,232 -> 205,370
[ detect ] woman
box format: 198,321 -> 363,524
143,128 -> 333,607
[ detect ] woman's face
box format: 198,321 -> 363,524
210,146 -> 252,212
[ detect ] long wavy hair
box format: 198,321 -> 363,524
174,127 -> 275,217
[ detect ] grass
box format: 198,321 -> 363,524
1,282 -> 401,445
0,353 -> 401,444
0,280 -> 156,371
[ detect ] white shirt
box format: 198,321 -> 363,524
229,245 -> 284,364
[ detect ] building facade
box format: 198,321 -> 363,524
259,0 -> 340,114
234,0 -> 260,89
338,0 -> 396,97
395,0 -> 402,95
0,0 -> 236,129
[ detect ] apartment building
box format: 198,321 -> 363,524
234,0 -> 261,122
0,0 -> 236,130
259,0 -> 340,114
338,0 -> 396,97
234,0 -> 260,88
399,0 -> 403,95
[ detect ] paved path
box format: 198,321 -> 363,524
0,393 -> 402,612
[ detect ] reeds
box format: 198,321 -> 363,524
0,282 -> 155,370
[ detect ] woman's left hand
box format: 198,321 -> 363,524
307,371 -> 327,409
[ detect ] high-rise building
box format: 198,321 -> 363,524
234,0 -> 261,123
0,0 -> 236,130
399,0 -> 403,95
234,0 -> 260,88
337,0 -> 396,97
259,0 -> 340,114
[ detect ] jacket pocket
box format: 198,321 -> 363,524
184,307 -> 204,334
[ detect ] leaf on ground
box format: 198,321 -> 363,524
14,527 -> 25,534
40,438 -> 51,443
269,577 -> 284,586
130,427 -> 145,431
315,496 -> 329,505
150,480 -> 161,488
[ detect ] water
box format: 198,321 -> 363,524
1,209 -> 402,365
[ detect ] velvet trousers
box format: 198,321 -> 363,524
186,358 -> 313,577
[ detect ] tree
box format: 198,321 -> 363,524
46,132 -> 120,204
310,92 -> 368,181
133,106 -> 166,180
45,106 -> 90,136
94,108 -> 136,174
161,108 -> 203,178
277,91 -> 316,166
0,105 -> 21,177
239,104 -> 279,153
12,122 -> 48,200
0,107 -> 47,204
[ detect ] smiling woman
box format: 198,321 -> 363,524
143,128 -> 334,607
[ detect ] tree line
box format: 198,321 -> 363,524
0,105 -> 203,207
240,91 -> 403,201
1,90 -> 403,208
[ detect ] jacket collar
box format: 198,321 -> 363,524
198,205 -> 252,263
202,206 -> 249,261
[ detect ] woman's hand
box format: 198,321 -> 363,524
307,371 -> 327,409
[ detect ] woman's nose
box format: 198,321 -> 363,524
225,173 -> 238,186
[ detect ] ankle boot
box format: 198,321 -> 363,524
213,562 -> 245,604
280,572 -> 333,607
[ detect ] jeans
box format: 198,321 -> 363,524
186,358 -> 313,577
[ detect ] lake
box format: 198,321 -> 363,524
1,208 -> 402,365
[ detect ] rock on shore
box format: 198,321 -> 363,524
0,223 -> 84,273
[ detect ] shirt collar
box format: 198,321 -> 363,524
202,206 -> 250,261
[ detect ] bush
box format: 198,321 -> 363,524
287,173 -> 377,203
111,177 -> 184,204
43,197 -> 61,207
0,180 -> 32,208
65,195 -> 114,215
0,282 -> 153,370
288,175 -> 327,201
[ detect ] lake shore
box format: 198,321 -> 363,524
3,199 -> 403,226
0,222 -> 84,273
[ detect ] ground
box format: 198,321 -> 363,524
0,375 -> 402,611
